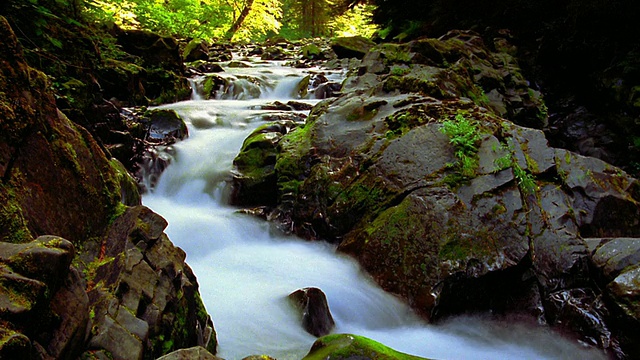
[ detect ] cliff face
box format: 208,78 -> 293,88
0,16 -> 216,359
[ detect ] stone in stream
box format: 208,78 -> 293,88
302,334 -> 429,360
288,287 -> 336,337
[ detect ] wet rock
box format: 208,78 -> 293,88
587,237 -> 640,358
146,109 -> 189,143
208,43 -> 233,62
228,60 -> 252,68
314,82 -> 342,99
231,121 -> 298,206
331,36 -> 376,59
261,46 -> 290,61
288,287 -> 335,337
287,101 -> 313,111
302,334 -> 428,360
190,61 -> 225,74
544,288 -> 615,351
158,346 -> 223,360
301,43 -> 324,60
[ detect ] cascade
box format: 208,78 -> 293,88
142,58 -> 605,359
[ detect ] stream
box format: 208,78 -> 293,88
142,58 -> 605,359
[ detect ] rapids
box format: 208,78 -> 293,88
142,58 -> 606,360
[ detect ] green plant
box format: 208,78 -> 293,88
492,140 -> 537,195
440,114 -> 482,177
513,161 -> 536,195
390,66 -> 410,76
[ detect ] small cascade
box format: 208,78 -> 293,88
188,77 -> 203,100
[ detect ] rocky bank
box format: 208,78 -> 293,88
232,31 -> 640,358
0,16 -> 216,359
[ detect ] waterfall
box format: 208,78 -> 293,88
143,59 -> 605,360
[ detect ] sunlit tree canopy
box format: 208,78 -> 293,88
82,0 -> 376,41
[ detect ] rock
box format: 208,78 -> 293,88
331,36 -> 376,59
589,238 -> 640,281
47,267 -> 91,359
158,346 -> 222,360
0,16 -> 217,360
301,43 -> 323,60
302,334 -> 428,360
288,287 -> 335,337
116,28 -> 184,73
145,109 -> 189,143
183,39 -> 210,62
0,236 -> 74,289
231,121 -> 298,206
544,288 -> 614,350
0,328 -> 31,359
261,46 -> 290,61
314,82 -> 342,99
587,237 -> 640,358
0,236 -> 91,359
232,35 -> 640,354
607,265 -> 640,323
0,16 -> 123,245
82,205 -> 217,359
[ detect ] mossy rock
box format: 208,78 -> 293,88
331,36 -> 376,59
302,334 -> 430,360
301,43 -> 323,60
232,122 -> 296,206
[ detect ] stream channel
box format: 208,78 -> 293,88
142,57 -> 605,359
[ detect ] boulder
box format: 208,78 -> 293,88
145,109 -> 189,143
331,36 -> 376,59
0,16 -> 122,245
288,287 -> 335,337
302,334 -> 428,360
157,346 -> 222,360
81,205 -> 217,359
587,238 -> 640,358
231,121 -> 299,206
183,39 -> 210,62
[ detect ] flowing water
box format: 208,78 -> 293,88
142,58 -> 606,360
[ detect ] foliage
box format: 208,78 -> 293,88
327,4 -> 377,37
440,114 -> 481,177
493,141 -> 537,195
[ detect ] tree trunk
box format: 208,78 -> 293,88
226,0 -> 255,40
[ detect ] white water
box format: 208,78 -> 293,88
143,60 -> 606,360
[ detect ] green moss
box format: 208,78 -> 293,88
438,228 -> 496,261
303,334 -> 429,360
275,123 -> 313,198
0,184 -> 32,244
383,75 -> 448,98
